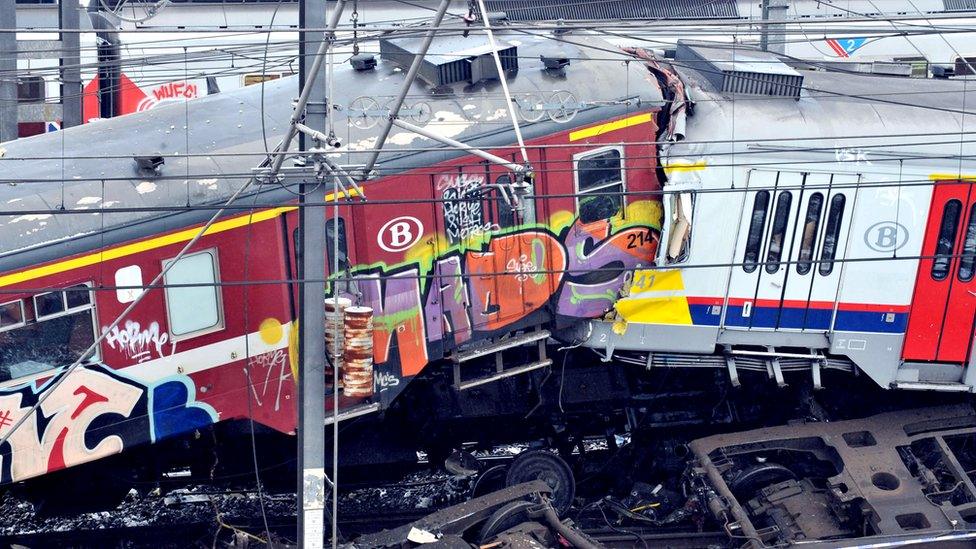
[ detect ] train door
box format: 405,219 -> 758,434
723,170 -> 801,330
903,180 -> 976,363
781,174 -> 857,331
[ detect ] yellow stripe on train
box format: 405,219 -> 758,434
0,206 -> 297,288
614,269 -> 693,325
569,113 -> 654,142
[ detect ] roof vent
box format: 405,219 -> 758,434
379,35 -> 518,87
350,53 -> 376,71
675,41 -> 803,99
540,51 -> 570,71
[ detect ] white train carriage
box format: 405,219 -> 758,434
585,42 -> 976,392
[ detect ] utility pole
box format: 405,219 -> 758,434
60,0 -> 82,128
297,0 -> 344,547
0,0 -> 17,142
759,0 -> 788,54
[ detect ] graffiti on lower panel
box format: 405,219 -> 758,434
0,364 -> 215,483
245,349 -> 291,412
341,201 -> 662,379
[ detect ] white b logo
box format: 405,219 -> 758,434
378,216 -> 423,252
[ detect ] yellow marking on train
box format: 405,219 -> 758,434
930,173 -> 976,181
663,160 -> 707,174
324,187 -> 361,201
615,269 -> 692,325
0,206 -> 296,288
569,113 -> 654,142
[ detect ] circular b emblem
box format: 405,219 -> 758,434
864,221 -> 908,252
378,216 -> 423,252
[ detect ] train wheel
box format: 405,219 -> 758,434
728,463 -> 796,501
476,499 -> 536,544
505,450 -> 575,515
471,464 -> 508,499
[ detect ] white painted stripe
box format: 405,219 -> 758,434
0,322 -> 293,390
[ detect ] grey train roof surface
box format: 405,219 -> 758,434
0,27 -> 661,272
667,43 -> 976,170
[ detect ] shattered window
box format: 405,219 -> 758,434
666,193 -> 693,264
797,193 -> 824,275
765,192 -> 793,274
164,250 -> 223,339
576,148 -> 624,224
0,288 -> 98,382
820,194 -> 848,276
743,191 -> 771,273
933,199 -> 963,281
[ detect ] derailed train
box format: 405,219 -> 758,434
0,19 -> 974,521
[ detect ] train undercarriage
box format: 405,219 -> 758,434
7,344 -> 976,548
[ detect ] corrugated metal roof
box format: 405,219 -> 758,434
484,0 -> 739,21
945,0 -> 976,10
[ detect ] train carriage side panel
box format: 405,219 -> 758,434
0,209 -> 295,484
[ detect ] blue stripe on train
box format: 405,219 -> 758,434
690,303 -> 906,333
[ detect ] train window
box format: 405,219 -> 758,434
0,285 -> 98,382
0,300 -> 25,331
743,191 -> 771,273
764,192 -> 793,274
163,250 -> 223,339
958,204 -> 976,282
34,292 -> 65,319
493,175 -> 517,229
666,193 -> 693,264
819,194 -> 847,276
797,193 -> 824,275
576,148 -> 624,224
933,199 -> 963,281
326,217 -> 349,274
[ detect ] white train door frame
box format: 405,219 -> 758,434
721,170 -> 802,330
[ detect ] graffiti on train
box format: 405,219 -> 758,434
0,365 -> 215,483
342,201 -> 662,377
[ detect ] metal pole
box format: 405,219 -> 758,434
759,0 -> 787,54
298,1 -> 346,548
60,0 -> 82,128
0,0 -> 17,143
273,0 -> 346,177
360,0 -> 451,178
392,118 -> 524,173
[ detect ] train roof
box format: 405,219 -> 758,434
667,42 -> 976,170
0,26 -> 661,274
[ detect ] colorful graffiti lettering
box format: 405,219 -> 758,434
0,364 -> 215,483
340,201 -> 662,381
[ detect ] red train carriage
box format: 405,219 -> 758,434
0,27 -> 667,503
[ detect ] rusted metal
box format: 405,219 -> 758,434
324,297 -> 351,387
342,305 -> 374,398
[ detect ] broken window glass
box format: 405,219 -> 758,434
577,148 -> 624,224
666,193 -> 693,264
0,291 -> 97,383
